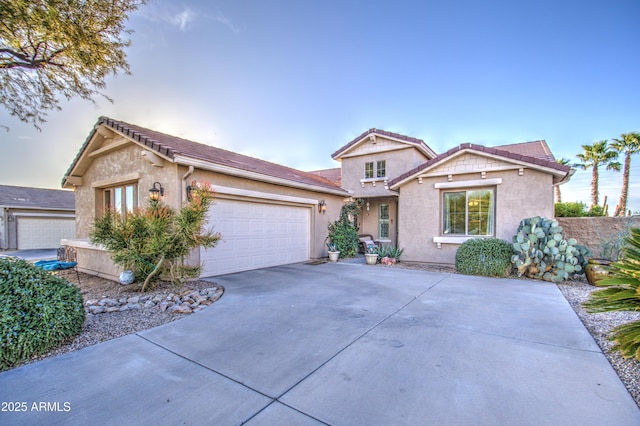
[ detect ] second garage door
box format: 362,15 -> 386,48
200,199 -> 310,276
17,217 -> 76,250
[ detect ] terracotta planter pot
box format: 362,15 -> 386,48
585,258 -> 613,286
328,251 -> 340,262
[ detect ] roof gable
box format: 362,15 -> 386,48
0,185 -> 74,210
493,140 -> 555,162
389,142 -> 571,189
332,128 -> 437,160
64,117 -> 346,194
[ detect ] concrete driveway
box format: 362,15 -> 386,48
1,263 -> 639,425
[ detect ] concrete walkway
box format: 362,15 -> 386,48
1,263 -> 638,425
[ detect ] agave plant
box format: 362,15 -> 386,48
583,227 -> 640,360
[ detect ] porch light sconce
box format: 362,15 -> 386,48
318,200 -> 327,214
149,182 -> 164,201
366,201 -> 370,211
186,185 -> 193,202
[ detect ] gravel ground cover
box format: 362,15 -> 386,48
12,265 -> 640,409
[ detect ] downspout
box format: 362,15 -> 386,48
182,166 -> 195,203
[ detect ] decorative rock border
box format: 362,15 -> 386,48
84,287 -> 223,315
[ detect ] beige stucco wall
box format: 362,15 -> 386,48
74,143 -> 180,238
341,146 -> 428,199
397,166 -> 555,265
356,197 -> 398,246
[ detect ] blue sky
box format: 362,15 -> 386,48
1,0 -> 638,213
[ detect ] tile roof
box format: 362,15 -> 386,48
0,184 -> 75,210
307,168 -> 342,186
493,140 -> 555,162
332,128 -> 435,159
65,117 -> 346,194
388,143 -> 571,188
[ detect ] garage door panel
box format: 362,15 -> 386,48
200,199 -> 310,276
17,217 -> 76,250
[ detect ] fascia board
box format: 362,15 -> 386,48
390,148 -> 567,189
174,155 -> 348,196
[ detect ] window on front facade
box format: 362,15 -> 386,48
379,203 -> 390,239
365,162 -> 374,179
364,160 -> 386,179
442,188 -> 494,236
103,183 -> 138,216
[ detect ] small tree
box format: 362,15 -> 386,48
91,185 -> 221,291
1,0 -> 147,129
327,199 -> 363,258
576,140 -> 621,209
610,132 -> 640,216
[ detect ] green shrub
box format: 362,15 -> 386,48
455,238 -> 513,277
91,184 -> 221,291
555,202 -> 607,217
586,205 -> 606,217
0,258 -> 85,371
327,200 -> 363,258
583,227 -> 640,360
555,202 -> 587,217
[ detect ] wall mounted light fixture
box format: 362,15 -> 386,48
149,182 -> 164,201
318,200 -> 327,214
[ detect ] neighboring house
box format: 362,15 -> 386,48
0,184 -> 75,250
62,117 -> 571,279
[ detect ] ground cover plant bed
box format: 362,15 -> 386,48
16,272 -> 223,368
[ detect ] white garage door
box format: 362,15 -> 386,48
17,217 -> 76,250
200,199 -> 310,276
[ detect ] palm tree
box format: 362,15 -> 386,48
554,158 -> 572,203
576,140 -> 621,209
610,132 -> 640,216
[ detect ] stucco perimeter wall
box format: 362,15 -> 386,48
398,168 -> 554,265
556,216 -> 640,257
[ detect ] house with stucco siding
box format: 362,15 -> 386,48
61,117 -> 570,279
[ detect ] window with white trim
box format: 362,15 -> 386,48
364,160 -> 386,179
365,162 -> 374,179
379,203 -> 390,239
442,188 -> 494,236
103,183 -> 138,216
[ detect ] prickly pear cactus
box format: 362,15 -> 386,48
511,216 -> 591,282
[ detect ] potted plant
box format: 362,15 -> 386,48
365,245 -> 378,265
327,242 -> 340,262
